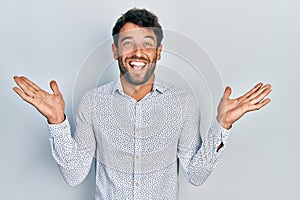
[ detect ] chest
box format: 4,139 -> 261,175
91,94 -> 184,152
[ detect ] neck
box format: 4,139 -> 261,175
120,75 -> 155,101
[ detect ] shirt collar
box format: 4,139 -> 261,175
112,75 -> 168,95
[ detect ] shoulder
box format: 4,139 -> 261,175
90,81 -> 115,94
156,79 -> 197,105
156,80 -> 199,120
80,81 -> 116,102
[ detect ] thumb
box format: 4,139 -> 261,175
223,86 -> 232,99
50,80 -> 60,95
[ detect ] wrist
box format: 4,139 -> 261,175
216,116 -> 232,130
47,114 -> 65,124
221,122 -> 232,130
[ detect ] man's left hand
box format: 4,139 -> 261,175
217,83 -> 272,129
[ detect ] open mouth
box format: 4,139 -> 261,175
129,61 -> 147,70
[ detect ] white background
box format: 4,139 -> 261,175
1,0 -> 299,199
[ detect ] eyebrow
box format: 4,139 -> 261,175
144,36 -> 155,41
120,35 -> 156,43
120,36 -> 133,43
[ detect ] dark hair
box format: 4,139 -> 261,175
112,8 -> 163,48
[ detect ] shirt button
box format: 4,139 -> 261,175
136,127 -> 140,133
135,155 -> 140,160
135,182 -> 139,187
136,102 -> 140,107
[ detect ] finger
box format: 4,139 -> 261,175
20,76 -> 41,91
250,88 -> 272,105
13,86 -> 34,104
223,86 -> 232,100
249,98 -> 271,111
240,83 -> 263,101
50,80 -> 61,95
248,84 -> 272,102
13,76 -> 37,98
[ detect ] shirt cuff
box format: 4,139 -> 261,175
211,119 -> 231,151
48,117 -> 71,138
217,120 -> 230,145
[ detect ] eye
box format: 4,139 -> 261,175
143,41 -> 154,49
144,42 -> 153,47
121,40 -> 133,48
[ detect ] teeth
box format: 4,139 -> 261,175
130,61 -> 146,67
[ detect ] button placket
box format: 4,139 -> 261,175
133,174 -> 141,199
134,139 -> 142,174
135,127 -> 140,134
133,100 -> 142,178
134,101 -> 141,134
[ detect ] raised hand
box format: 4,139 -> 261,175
13,76 -> 65,124
217,83 -> 272,129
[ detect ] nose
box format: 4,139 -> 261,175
132,46 -> 143,58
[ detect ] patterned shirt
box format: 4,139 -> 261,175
48,78 -> 230,200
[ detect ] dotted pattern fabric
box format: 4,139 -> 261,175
48,78 -> 230,200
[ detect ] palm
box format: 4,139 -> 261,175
29,88 -> 65,121
13,76 -> 65,124
217,83 -> 271,129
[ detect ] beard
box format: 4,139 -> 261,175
118,54 -> 157,86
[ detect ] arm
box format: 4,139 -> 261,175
48,92 -> 96,186
178,83 -> 271,186
177,92 -> 230,186
13,76 -> 95,186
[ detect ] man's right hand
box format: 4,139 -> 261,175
13,76 -> 65,124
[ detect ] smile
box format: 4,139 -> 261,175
129,61 -> 147,70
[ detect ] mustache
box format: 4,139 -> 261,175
125,55 -> 149,62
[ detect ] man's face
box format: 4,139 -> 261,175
112,22 -> 162,86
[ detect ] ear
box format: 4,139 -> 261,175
112,43 -> 119,60
156,44 -> 163,60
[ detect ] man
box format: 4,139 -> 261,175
13,8 -> 271,200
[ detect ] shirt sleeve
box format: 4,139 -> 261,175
48,91 -> 96,187
177,91 -> 230,186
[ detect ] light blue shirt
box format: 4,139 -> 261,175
48,78 -> 230,200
